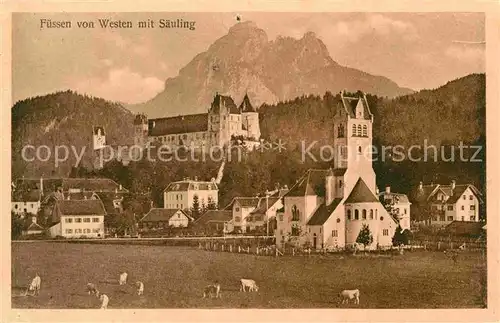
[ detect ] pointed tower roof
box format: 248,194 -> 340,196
344,178 -> 379,203
239,93 -> 256,113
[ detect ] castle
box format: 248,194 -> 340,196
93,93 -> 261,168
134,93 -> 261,150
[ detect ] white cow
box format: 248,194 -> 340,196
240,279 -> 258,292
87,283 -> 99,297
99,294 -> 109,309
25,273 -> 41,296
119,272 -> 128,285
339,289 -> 360,304
136,281 -> 144,296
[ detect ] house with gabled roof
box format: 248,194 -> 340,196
412,180 -> 483,225
49,199 -> 106,238
378,187 -> 411,230
275,91 -> 399,250
163,178 -> 218,212
194,210 -> 233,234
139,208 -> 193,230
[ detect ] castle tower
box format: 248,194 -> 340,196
239,93 -> 260,141
208,93 -> 239,148
133,114 -> 149,148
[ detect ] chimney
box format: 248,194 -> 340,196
325,169 -> 334,205
451,180 -> 456,190
40,176 -> 44,196
385,186 -> 390,194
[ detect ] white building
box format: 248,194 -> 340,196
378,187 -> 411,231
49,199 -> 106,238
163,178 -> 218,212
413,180 -> 483,225
276,91 -> 399,250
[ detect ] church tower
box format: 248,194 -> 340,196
333,91 -> 377,194
239,93 -> 260,141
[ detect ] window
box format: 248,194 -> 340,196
65,229 -> 73,234
469,195 -> 473,200
375,209 -> 378,219
235,207 -> 240,212
176,195 -> 179,200
362,209 -> 367,220
362,125 -> 367,137
470,216 -> 476,221
347,210 -> 352,220
320,228 -> 322,233
92,217 -> 99,223
75,218 -> 82,223
404,208 -> 407,214
93,228 -> 100,233
463,195 -> 466,200
65,218 -> 73,223
461,206 -> 465,211
291,205 -> 300,221
14,204 -> 18,209
440,215 -> 445,221
332,230 -> 338,237
339,180 -> 343,188
470,205 -> 476,211
447,216 -> 454,221
235,216 -> 241,222
461,216 -> 465,221
354,210 -> 359,220
279,229 -> 283,235
358,146 -> 362,154
31,203 -> 34,208
357,125 -> 362,136
352,124 -> 356,136
337,124 -> 345,138
447,205 -> 453,211
383,229 -> 389,236
369,210 -> 374,219
83,218 -> 90,223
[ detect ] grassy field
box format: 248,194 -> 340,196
11,242 -> 486,309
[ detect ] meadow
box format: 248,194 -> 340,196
11,242 -> 486,309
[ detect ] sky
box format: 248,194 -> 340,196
12,12 -> 485,104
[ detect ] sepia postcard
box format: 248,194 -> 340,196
2,1 -> 500,322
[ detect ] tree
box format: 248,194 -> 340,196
191,195 -> 201,220
392,225 -> 409,246
206,196 -> 217,210
356,224 -> 373,248
11,213 -> 24,240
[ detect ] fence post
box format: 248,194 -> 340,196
222,244 -> 225,252
256,247 -> 260,255
437,241 -> 441,250
292,248 -> 295,256
238,246 -> 241,253
247,247 -> 250,253
230,244 -> 233,253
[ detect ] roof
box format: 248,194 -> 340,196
344,178 -> 379,203
164,180 -> 218,192
378,192 -> 410,204
307,198 -> 343,225
445,221 -> 485,236
25,221 -> 44,231
94,192 -> 124,214
225,197 -> 260,209
286,169 -> 329,197
415,183 -> 483,204
66,191 -> 98,200
62,178 -> 128,193
340,93 -> 372,120
148,113 -> 208,137
249,197 -> 281,215
52,199 -> 106,224
194,210 -> 232,226
210,94 -> 240,114
140,208 -> 191,222
12,189 -> 41,202
239,94 -> 256,113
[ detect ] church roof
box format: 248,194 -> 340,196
148,113 -> 208,136
344,178 -> 379,203
340,94 -> 372,120
239,94 -> 256,113
285,169 -> 329,197
307,198 -> 343,225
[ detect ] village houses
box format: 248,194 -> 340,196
378,187 -> 411,231
49,199 -> 106,238
139,208 -> 193,230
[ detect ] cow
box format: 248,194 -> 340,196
240,279 -> 258,292
136,281 -> 144,296
203,282 -> 221,299
87,283 -> 100,297
119,272 -> 128,285
339,289 -> 360,304
99,294 -> 109,309
25,273 -> 41,296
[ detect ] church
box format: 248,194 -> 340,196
275,91 -> 401,250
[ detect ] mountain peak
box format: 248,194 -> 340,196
228,21 -> 260,33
